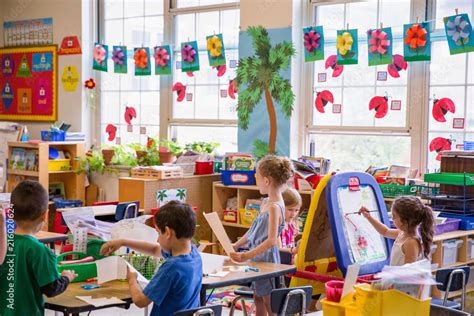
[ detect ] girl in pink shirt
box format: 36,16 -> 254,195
279,188 -> 302,262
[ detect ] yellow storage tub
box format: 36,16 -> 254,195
321,293 -> 355,316
48,159 -> 71,171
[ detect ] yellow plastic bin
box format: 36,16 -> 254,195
345,284 -> 430,316
48,159 -> 71,171
321,294 -> 355,316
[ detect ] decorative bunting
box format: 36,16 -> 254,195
112,46 -> 127,74
207,34 -> 226,67
181,41 -> 200,73
154,45 -> 172,75
403,22 -> 431,61
336,29 -> 358,65
134,47 -> 151,76
92,43 -> 108,72
367,27 -> 393,66
444,13 -> 474,55
303,26 -> 324,62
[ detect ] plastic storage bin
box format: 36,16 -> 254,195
194,161 -> 214,175
464,141 -> 474,151
468,238 -> 474,260
57,251 -> 97,282
439,213 -> 474,230
221,170 -> 256,186
41,130 -> 66,141
48,158 -> 71,171
379,184 -> 417,198
442,239 -> 463,265
54,199 -> 83,209
435,218 -> 461,235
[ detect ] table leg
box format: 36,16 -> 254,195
200,287 -> 207,306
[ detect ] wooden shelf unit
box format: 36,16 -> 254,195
211,182 -> 312,254
7,141 -> 86,231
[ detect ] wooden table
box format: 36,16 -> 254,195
200,253 -> 296,306
35,231 -> 68,249
45,280 -> 132,316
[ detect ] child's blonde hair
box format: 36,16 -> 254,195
283,188 -> 302,208
257,155 -> 294,186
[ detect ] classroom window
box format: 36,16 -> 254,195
100,0 -> 164,145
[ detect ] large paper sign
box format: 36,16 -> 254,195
204,212 -> 234,255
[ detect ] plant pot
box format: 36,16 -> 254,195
102,149 -> 115,165
159,151 -> 176,164
136,150 -> 148,164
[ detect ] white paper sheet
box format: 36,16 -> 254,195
208,271 -> 230,277
76,296 -> 125,307
341,263 -> 360,300
95,256 -> 149,287
203,212 -> 234,255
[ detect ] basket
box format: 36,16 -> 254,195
57,251 -> 97,282
175,163 -> 195,176
221,170 -> 256,186
464,141 -> 474,151
131,166 -> 183,179
122,255 -> 162,280
41,130 -> 66,141
379,184 -> 417,198
48,158 -> 71,171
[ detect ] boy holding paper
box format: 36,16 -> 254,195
100,201 -> 202,316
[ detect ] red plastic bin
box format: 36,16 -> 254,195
195,161 -> 214,175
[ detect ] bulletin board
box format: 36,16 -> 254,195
0,45 -> 57,121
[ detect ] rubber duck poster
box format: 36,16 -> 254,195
403,22 -> 431,62
303,26 -> 324,62
367,27 -> 393,66
444,13 -> 474,55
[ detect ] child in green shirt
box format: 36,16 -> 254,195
0,181 -> 77,316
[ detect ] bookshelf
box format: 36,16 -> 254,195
211,181 -> 313,254
7,141 -> 86,231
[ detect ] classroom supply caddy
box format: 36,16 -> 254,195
221,153 -> 256,185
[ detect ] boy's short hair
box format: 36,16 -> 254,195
11,180 -> 48,222
154,201 -> 196,239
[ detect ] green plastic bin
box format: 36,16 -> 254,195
57,251 -> 97,282
424,173 -> 474,186
379,184 -> 418,198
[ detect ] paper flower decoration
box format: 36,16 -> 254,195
368,29 -> 391,55
84,78 -> 96,89
182,45 -> 196,63
304,30 -> 321,53
446,15 -> 471,46
93,45 -> 106,64
112,47 -> 125,65
404,24 -> 427,49
207,36 -> 223,58
336,32 -> 353,55
154,47 -> 170,67
134,49 -> 148,69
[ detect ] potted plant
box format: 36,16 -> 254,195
130,143 -> 148,165
101,146 -> 115,165
110,145 -> 138,167
184,141 -> 220,154
159,139 -> 182,164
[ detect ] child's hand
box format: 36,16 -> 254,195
126,267 -> 137,284
61,270 -> 78,282
359,207 -> 371,219
230,251 -> 248,262
100,239 -> 123,256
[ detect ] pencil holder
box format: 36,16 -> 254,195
325,280 -> 344,302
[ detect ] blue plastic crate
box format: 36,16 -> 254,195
465,141 -> 474,151
54,199 -> 83,209
440,213 -> 474,230
221,170 -> 256,186
41,130 -> 66,142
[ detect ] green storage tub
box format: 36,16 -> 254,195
57,252 -> 97,282
424,173 -> 474,186
379,184 -> 417,198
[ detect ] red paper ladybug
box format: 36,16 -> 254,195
432,97 -> 455,123
228,79 -> 238,99
315,90 -> 334,113
325,55 -> 344,78
124,106 -> 137,125
105,124 -> 117,142
387,54 -> 408,78
430,137 -> 453,161
213,65 -> 227,77
369,95 -> 389,119
172,82 -> 186,102
186,72 -> 194,77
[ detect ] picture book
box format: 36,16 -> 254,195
9,148 -> 25,170
24,149 -> 38,171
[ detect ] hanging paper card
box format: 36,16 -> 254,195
93,43 -> 108,72
17,88 -> 32,114
444,14 -> 474,55
58,36 -> 82,55
336,29 -> 358,65
112,46 -> 127,74
134,47 -> 151,76
303,26 -> 324,62
181,41 -> 200,72
35,78 -> 50,110
367,27 -> 393,66
32,53 -> 52,72
206,34 -> 226,67
61,66 -> 79,92
124,106 -> 137,125
403,22 -> 431,61
1,80 -> 14,111
105,124 -> 117,142
17,54 -> 32,77
154,45 -> 172,75
1,55 -> 14,77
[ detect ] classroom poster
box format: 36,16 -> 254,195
61,65 -> 79,92
367,27 -> 393,66
444,13 -> 474,55
181,41 -> 200,73
303,26 -> 324,62
154,45 -> 172,75
336,29 -> 358,65
58,36 -> 82,55
112,46 -> 127,74
403,22 -> 431,61
134,47 -> 151,76
206,34 -> 226,67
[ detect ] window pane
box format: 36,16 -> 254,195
171,126 -> 238,154
176,0 -> 238,8
379,0 -> 411,34
427,132 -> 464,172
141,92 -> 160,125
175,14 -> 195,44
197,12 -> 220,50
435,0 -> 473,30
220,10 -> 239,48
144,16 -> 164,46
105,19 -> 123,44
195,86 -> 218,119
145,0 -> 164,15
124,0 -> 144,18
430,41 -> 466,86
173,85 -> 195,119
219,84 -> 237,120
311,134 -> 411,171
124,17 -> 145,46
101,92 -> 120,124
429,86 -> 465,132
315,4 -> 344,34
104,0 -> 123,20
346,1 -> 377,32
343,44 -> 375,86
341,87 -> 376,127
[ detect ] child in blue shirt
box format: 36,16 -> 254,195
100,201 -> 202,316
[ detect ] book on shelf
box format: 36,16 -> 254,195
9,148 -> 26,170
24,149 -> 38,171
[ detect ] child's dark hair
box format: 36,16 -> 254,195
154,201 -> 196,239
11,180 -> 48,222
257,155 -> 294,186
392,196 -> 434,259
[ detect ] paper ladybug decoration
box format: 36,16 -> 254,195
228,79 -> 238,99
213,64 -> 227,77
186,72 -> 194,77
325,55 -> 344,78
387,54 -> 408,78
105,124 -> 117,142
432,97 -> 455,123
315,90 -> 334,113
172,82 -> 186,102
124,106 -> 137,125
430,137 -> 453,161
369,95 -> 389,119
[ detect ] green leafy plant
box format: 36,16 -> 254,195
76,149 -> 108,175
110,145 -> 138,167
184,141 -> 220,154
159,139 -> 183,156
236,26 -> 296,154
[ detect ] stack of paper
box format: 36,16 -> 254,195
95,256 -> 150,288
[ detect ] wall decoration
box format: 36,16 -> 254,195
84,78 -> 96,90
332,104 -> 342,114
207,34 -> 226,67
124,106 -> 137,125
391,100 -> 402,111
403,22 -> 430,61
444,13 -> 474,55
387,54 -> 407,78
181,41 -> 200,72
134,47 -> 151,76
176,61 -> 182,69
0,45 -> 57,121
115,137 -> 121,145
336,29 -> 358,65
93,43 -> 108,72
376,71 -> 387,81
112,46 -> 127,74
432,97 -> 455,123
229,60 -> 237,68
315,90 -> 334,113
61,66 -> 79,92
369,94 -> 389,118
453,118 -> 465,129
214,64 -> 226,77
186,72 -> 194,77
220,89 -> 228,98
105,124 -> 117,142
3,18 -> 53,47
172,82 -> 186,102
367,27 -> 393,66
140,127 -> 147,135
430,137 -> 454,161
186,93 -> 193,102
228,79 -> 238,100
58,36 -> 82,55
317,73 -> 327,82
303,26 -> 324,62
127,125 -> 133,133
325,55 -> 344,77
154,45 -> 172,75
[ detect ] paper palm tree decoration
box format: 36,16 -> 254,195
236,26 -> 296,155
176,189 -> 186,200
157,190 -> 168,202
